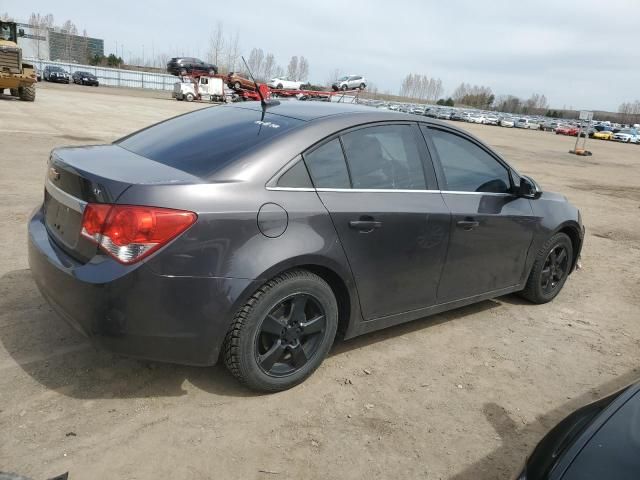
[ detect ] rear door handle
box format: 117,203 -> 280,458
349,219 -> 382,232
456,219 -> 480,231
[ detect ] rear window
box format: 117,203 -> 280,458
117,106 -> 303,178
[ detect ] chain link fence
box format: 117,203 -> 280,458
27,58 -> 177,91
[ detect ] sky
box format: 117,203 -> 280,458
3,0 -> 639,111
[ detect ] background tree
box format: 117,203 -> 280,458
208,21 -> 225,68
298,56 -> 309,82
247,48 -> 264,77
61,19 -> 78,62
28,12 -> 54,59
287,56 -> 298,79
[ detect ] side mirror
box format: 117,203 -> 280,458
519,175 -> 542,199
18,28 -> 25,37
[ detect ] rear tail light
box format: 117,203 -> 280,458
81,204 -> 197,264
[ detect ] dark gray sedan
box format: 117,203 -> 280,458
28,101 -> 584,391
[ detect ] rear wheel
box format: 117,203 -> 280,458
18,85 -> 36,102
223,269 -> 338,392
277,83 -> 283,89
9,88 -> 18,97
341,84 -> 348,91
519,232 -> 573,304
359,83 -> 366,90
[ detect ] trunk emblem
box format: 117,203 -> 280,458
48,167 -> 60,181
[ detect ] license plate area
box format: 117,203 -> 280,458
44,190 -> 83,249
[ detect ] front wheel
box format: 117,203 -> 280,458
223,269 -> 338,392
18,85 -> 36,102
519,232 -> 573,304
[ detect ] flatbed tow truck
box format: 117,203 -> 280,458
172,71 -> 363,104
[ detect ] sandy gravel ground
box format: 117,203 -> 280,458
1,83 -> 639,480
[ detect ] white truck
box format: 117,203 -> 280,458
173,76 -> 225,102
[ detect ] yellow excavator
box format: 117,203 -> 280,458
0,21 -> 37,101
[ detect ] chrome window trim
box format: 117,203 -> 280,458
266,186 -> 316,192
316,188 -> 441,193
441,190 -> 513,197
45,179 -> 87,212
266,186 -> 515,196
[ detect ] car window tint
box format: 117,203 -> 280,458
341,125 -> 427,190
303,138 -> 350,188
117,106 -> 303,178
277,158 -> 312,188
428,128 -> 510,193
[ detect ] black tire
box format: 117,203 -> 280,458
18,85 -> 36,102
185,92 -> 195,102
209,69 -> 216,75
234,81 -> 241,90
180,68 -> 188,76
277,83 -> 283,89
9,88 -> 18,97
359,83 -> 366,90
223,269 -> 338,392
341,84 -> 348,91
519,232 -> 573,304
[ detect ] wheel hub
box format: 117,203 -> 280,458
282,324 -> 301,343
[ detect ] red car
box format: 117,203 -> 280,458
555,125 -> 579,136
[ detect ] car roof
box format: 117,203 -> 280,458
234,100 -> 421,122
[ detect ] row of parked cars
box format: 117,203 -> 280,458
39,65 -> 99,86
357,100 -> 640,145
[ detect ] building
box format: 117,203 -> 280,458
17,22 -> 104,63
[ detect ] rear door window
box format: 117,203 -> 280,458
117,106 -> 303,178
340,124 -> 429,190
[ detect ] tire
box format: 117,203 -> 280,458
209,69 -> 216,75
359,83 -> 366,90
18,85 -> 36,102
519,232 -> 573,304
9,88 -> 18,97
234,81 -> 241,90
185,92 -> 195,102
341,84 -> 348,91
277,83 -> 283,89
223,269 -> 338,392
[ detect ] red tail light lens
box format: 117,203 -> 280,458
81,204 -> 197,264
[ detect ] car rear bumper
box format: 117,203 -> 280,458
28,206 -> 254,366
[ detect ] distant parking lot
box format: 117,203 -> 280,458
1,83 -> 639,480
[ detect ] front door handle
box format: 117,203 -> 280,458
457,219 -> 480,231
349,219 -> 382,232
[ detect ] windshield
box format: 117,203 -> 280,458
337,76 -> 349,81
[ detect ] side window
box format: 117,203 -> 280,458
303,138 -> 350,188
427,128 -> 511,193
341,125 -> 427,190
276,158 -> 312,188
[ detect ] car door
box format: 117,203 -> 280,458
421,126 -> 536,302
303,123 -> 451,320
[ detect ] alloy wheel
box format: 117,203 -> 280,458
540,245 -> 569,294
255,294 -> 327,377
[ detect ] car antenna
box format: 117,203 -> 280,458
241,56 -> 279,110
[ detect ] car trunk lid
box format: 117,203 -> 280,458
44,144 -> 201,262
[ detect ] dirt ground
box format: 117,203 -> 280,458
1,83 -> 639,480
